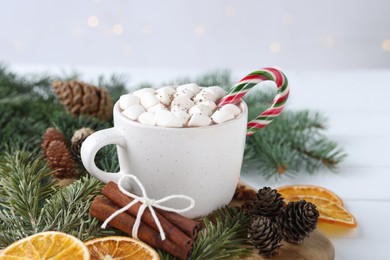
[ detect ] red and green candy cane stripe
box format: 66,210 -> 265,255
218,67 -> 290,136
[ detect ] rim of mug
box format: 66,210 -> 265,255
114,100 -> 248,131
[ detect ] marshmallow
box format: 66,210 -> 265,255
171,105 -> 188,113
172,110 -> 191,125
198,100 -> 217,113
188,103 -> 213,117
156,86 -> 176,96
155,110 -> 183,128
119,94 -> 140,110
188,113 -> 212,127
211,109 -> 235,124
177,83 -> 201,95
138,112 -> 156,126
207,86 -> 226,100
193,89 -> 218,103
174,88 -> 195,99
171,96 -> 195,111
137,92 -> 160,109
122,104 -> 146,120
147,103 -> 168,112
155,91 -> 172,106
220,104 -> 241,117
133,88 -> 155,97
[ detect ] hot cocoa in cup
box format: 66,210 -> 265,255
118,84 -> 242,128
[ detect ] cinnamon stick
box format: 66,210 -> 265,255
103,181 -> 202,239
156,208 -> 202,239
90,195 -> 191,260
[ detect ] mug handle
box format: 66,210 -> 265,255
80,127 -> 126,183
218,67 -> 290,136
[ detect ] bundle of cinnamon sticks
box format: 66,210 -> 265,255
90,182 -> 202,260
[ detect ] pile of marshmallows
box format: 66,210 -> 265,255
118,83 -> 242,128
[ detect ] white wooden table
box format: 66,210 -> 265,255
11,64 -> 390,259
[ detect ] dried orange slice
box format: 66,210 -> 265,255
0,231 -> 90,259
85,236 -> 160,260
285,196 -> 357,228
277,185 -> 344,206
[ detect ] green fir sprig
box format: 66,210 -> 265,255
0,151 -> 119,247
191,207 -> 252,260
244,110 -> 346,178
159,207 -> 252,260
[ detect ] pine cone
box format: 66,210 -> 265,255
253,187 -> 285,218
45,140 -> 78,179
71,127 -> 94,160
240,200 -> 255,214
52,80 -> 113,121
248,216 -> 282,258
279,200 -> 319,244
42,128 -> 66,157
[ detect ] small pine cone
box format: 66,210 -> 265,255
52,80 -> 113,121
42,128 -> 66,158
45,140 -> 78,179
70,127 -> 94,160
248,215 -> 282,258
240,200 -> 255,214
253,187 -> 285,218
280,200 -> 319,244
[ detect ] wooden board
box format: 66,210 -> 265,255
230,182 -> 335,260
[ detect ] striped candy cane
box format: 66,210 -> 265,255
218,67 -> 290,136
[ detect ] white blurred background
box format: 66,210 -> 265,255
1,0 -> 390,75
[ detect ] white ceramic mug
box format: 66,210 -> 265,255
81,101 -> 248,218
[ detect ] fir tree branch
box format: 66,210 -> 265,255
0,151 -> 120,248
158,207 -> 252,260
190,207 -> 252,260
0,67 -> 125,152
51,114 -> 113,142
0,151 -> 56,227
0,151 -> 57,244
0,65 -> 53,99
0,210 -> 31,246
39,175 -> 119,241
291,138 -> 346,173
243,109 -> 346,178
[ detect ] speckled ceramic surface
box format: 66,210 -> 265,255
81,102 -> 248,218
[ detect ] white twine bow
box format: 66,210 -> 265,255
101,174 -> 195,241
